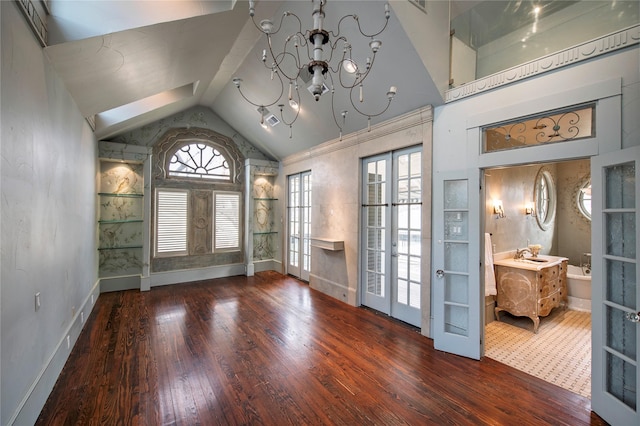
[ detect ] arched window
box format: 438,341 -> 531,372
152,128 -> 245,272
577,178 -> 592,221
168,143 -> 231,180
534,168 -> 556,230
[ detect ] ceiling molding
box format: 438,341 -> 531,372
446,24 -> 640,103
282,106 -> 433,167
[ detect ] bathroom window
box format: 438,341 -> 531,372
534,168 -> 556,231
577,178 -> 592,221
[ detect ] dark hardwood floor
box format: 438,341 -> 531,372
37,271 -> 607,425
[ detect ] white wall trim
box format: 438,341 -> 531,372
446,25 -> 639,103
253,259 -> 283,274
282,106 -> 433,167
9,280 -> 101,426
466,78 -> 621,130
309,273 -> 356,305
150,263 -> 247,287
466,79 -> 623,169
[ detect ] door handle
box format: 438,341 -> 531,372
625,312 -> 640,323
436,269 -> 445,279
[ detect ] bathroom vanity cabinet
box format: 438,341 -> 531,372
493,255 -> 568,333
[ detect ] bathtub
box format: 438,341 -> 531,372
566,264 -> 591,312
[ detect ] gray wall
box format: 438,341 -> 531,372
1,3 -> 99,424
282,107 -> 433,335
485,159 -> 592,265
556,159 -> 591,266
485,164 -> 559,255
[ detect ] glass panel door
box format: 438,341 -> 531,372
392,147 -> 422,326
591,145 -> 639,425
433,170 -> 481,359
361,147 -> 422,327
362,154 -> 390,314
287,172 -> 312,280
301,172 -> 312,281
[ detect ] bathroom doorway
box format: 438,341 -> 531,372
483,158 -> 592,398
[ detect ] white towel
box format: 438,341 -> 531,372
485,233 -> 497,296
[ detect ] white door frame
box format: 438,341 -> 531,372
432,79 -> 622,358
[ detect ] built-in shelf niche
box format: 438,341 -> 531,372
98,160 -> 144,278
246,159 -> 280,274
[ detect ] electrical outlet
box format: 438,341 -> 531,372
35,292 -> 41,311
66,335 -> 70,349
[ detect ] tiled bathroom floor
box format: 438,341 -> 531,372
485,309 -> 591,398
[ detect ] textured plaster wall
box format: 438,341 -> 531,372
556,159 -> 591,265
1,2 -> 98,424
110,105 -> 271,161
485,159 -> 592,265
282,107 -> 433,335
485,164 -> 558,255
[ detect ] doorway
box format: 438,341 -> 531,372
360,146 -> 422,327
483,158 -> 592,397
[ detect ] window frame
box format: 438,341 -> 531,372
155,188 -> 189,257
167,142 -> 233,181
577,177 -> 592,221
534,167 -> 556,231
151,128 -> 246,272
213,191 -> 242,252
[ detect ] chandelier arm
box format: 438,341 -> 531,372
251,10 -> 302,38
329,7 -> 390,40
326,74 -> 345,135
349,86 -> 393,118
277,88 -> 301,127
352,51 -> 379,86
328,14 -> 357,39
330,96 -> 344,134
353,14 -> 390,39
324,36 -> 349,69
234,73 -> 287,110
271,50 -> 304,81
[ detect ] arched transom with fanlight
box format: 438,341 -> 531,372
168,143 -> 231,181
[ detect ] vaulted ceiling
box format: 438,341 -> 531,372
44,0 -> 455,159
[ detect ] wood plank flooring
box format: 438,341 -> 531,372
37,271 -> 607,425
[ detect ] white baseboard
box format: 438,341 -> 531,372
100,275 -> 141,292
309,273 -> 356,305
150,263 -> 247,287
9,280 -> 100,426
253,259 -> 282,274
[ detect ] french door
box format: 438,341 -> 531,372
591,145 -> 639,425
432,169 -> 481,359
361,146 -> 422,327
287,171 -> 311,281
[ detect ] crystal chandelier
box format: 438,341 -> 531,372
232,0 -> 397,140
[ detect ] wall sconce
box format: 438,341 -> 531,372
493,199 -> 505,219
525,202 -> 536,217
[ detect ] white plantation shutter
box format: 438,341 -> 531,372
156,190 -> 188,254
214,192 -> 240,250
